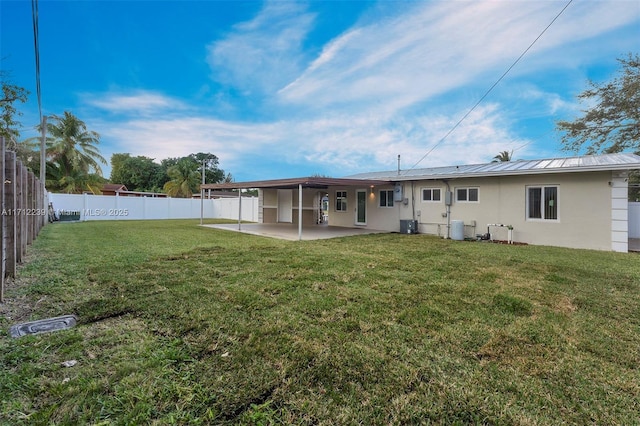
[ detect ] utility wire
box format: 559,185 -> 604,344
31,0 -> 42,125
404,0 -> 574,174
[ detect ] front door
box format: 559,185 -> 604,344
355,190 -> 367,225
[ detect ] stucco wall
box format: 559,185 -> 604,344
327,185 -> 402,229
327,171 -> 617,251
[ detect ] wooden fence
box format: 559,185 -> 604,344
1,136 -> 47,303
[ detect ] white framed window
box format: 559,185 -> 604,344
527,186 -> 558,220
335,190 -> 347,212
456,187 -> 479,202
379,190 -> 394,207
422,188 -> 441,202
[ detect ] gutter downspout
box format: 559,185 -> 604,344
411,181 -> 416,221
443,180 -> 451,239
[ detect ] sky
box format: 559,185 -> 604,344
1,0 -> 639,182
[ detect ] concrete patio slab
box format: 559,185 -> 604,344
201,223 -> 389,241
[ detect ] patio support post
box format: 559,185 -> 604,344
298,184 -> 303,241
238,189 -> 242,230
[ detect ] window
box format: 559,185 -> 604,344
336,191 -> 347,212
422,188 -> 441,202
456,187 -> 479,202
527,186 -> 558,220
379,190 -> 394,207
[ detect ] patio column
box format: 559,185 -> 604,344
298,184 -> 303,241
238,189 -> 242,230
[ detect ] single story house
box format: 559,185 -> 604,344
201,153 -> 640,252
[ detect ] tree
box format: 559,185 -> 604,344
110,153 -> 166,192
45,111 -> 107,176
492,150 -> 512,162
189,152 -> 225,183
163,158 -> 201,198
46,162 -> 107,194
0,76 -> 28,144
557,53 -> 640,154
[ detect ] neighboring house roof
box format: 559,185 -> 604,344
102,183 -> 128,192
193,191 -> 254,198
347,153 -> 640,181
101,183 -> 167,197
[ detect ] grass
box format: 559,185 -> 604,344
1,219 -> 639,425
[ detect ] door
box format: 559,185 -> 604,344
277,189 -> 293,222
355,190 -> 367,225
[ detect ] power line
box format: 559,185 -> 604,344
404,0 -> 574,174
31,0 -> 42,124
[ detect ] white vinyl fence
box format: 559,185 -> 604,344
630,202 -> 640,239
48,193 -> 259,222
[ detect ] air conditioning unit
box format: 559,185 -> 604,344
400,219 -> 418,234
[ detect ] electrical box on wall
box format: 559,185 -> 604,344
393,183 -> 403,202
445,191 -> 453,206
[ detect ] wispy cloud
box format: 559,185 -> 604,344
84,90 -> 188,114
279,1 -> 639,113
206,1 -> 316,95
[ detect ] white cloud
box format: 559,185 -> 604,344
206,1 -> 316,94
84,90 -> 188,114
93,101 -> 532,180
279,0 -> 639,113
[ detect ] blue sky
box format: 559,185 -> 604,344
2,0 -> 639,181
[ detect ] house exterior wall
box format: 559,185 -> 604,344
328,171 -> 619,251
327,185 -> 401,229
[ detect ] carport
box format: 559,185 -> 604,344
201,176 -> 390,241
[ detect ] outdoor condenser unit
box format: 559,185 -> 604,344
400,219 -> 418,234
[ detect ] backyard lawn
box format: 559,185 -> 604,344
1,219 -> 639,424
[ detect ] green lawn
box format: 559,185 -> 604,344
1,220 -> 639,425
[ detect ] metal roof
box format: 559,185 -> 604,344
346,153 -> 640,181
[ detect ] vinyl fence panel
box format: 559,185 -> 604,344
48,193 -> 258,222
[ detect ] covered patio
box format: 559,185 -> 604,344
201,176 -> 390,241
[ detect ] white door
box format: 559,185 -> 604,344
277,189 -> 293,223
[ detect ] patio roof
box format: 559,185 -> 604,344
201,176 -> 391,190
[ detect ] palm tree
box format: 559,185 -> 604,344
46,162 -> 106,194
45,111 -> 107,177
163,158 -> 201,198
492,150 -> 513,162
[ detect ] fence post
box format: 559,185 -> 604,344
21,166 -> 28,258
4,150 -> 17,278
1,136 -> 5,303
27,172 -> 34,245
15,160 -> 24,264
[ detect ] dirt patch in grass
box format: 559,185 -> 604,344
0,254 -> 47,326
